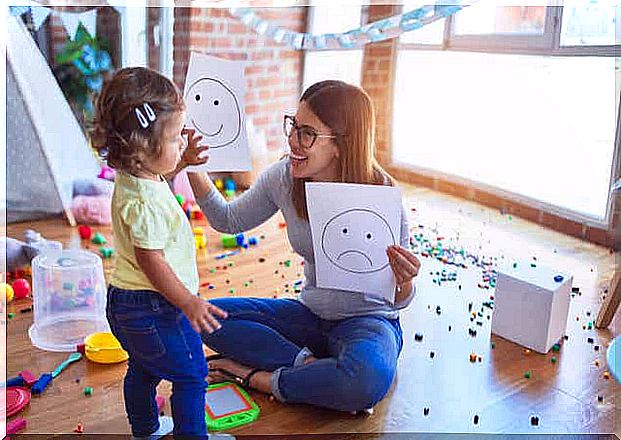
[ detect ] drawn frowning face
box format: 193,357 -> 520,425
185,78 -> 241,148
321,209 -> 396,274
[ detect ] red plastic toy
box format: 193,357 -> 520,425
12,278 -> 31,299
78,225 -> 93,240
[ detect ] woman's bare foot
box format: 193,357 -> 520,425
207,358 -> 273,393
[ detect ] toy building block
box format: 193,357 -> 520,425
91,233 -> 107,245
221,233 -> 244,248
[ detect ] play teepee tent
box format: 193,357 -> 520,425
6,14 -> 101,225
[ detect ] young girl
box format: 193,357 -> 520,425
91,67 -> 228,439
180,80 -> 421,413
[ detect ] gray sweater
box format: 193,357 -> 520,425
196,157 -> 415,320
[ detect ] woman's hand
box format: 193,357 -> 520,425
180,127 -> 210,169
180,295 -> 228,334
386,245 -> 421,286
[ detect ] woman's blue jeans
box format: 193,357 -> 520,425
201,297 -> 403,412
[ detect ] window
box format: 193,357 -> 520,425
303,4 -> 364,91
393,5 -> 618,223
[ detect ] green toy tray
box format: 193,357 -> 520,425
205,381 -> 260,431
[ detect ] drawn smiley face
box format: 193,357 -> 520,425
185,78 -> 242,148
321,209 -> 396,274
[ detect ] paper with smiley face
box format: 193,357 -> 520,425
183,52 -> 251,171
306,182 -> 402,302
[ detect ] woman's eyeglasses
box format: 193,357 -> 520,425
283,114 -> 337,150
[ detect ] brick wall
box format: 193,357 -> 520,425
361,4 -> 400,168
172,7 -> 306,152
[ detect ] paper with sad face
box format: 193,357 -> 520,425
183,52 -> 251,171
306,182 -> 402,303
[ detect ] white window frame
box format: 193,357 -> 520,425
393,4 -> 620,228
303,4 -> 365,91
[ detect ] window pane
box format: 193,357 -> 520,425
308,4 -> 362,34
393,50 -> 617,220
454,5 -> 546,35
303,50 -> 362,91
400,16 -> 445,45
560,2 -> 618,46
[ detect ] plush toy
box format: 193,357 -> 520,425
71,195 -> 112,225
1,237 -> 39,272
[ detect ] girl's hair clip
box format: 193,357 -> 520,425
135,103 -> 157,129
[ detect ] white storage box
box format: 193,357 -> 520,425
491,263 -> 572,354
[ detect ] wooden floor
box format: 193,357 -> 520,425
5,182 -> 620,437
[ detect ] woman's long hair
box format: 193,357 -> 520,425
291,80 -> 395,220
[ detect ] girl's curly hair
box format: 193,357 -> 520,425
90,67 -> 185,175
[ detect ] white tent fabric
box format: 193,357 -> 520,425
6,15 -> 101,224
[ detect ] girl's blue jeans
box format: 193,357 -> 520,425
107,286 -> 208,438
201,297 -> 403,412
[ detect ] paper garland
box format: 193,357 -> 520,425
229,2 -> 475,50
11,1 -> 473,49
10,1 -> 102,40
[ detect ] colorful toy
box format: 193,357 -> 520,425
204,382 -> 260,431
221,233 -> 244,249
224,178 -> 236,192
31,352 -> 82,395
71,195 -> 112,225
175,194 -> 185,205
12,278 -> 31,299
214,178 -> 224,191
7,417 -> 27,435
99,247 -> 114,259
84,386 -> 93,396
3,282 -> 15,303
6,387 -> 30,417
91,233 -> 107,245
2,237 -> 40,272
193,227 -> 207,250
7,370 -> 37,388
78,225 -> 93,240
84,332 -> 128,364
191,207 -> 204,220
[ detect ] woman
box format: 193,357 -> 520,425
185,80 -> 420,412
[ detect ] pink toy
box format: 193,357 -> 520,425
98,166 -> 116,181
7,417 -> 27,435
12,278 -> 31,299
71,195 -> 112,225
173,170 -> 196,204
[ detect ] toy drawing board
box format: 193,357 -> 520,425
205,382 -> 259,431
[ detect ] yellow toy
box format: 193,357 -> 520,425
193,227 -> 206,250
215,178 -> 224,191
2,283 -> 15,303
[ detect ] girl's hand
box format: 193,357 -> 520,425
386,245 -> 421,286
181,296 -> 228,334
180,128 -> 210,169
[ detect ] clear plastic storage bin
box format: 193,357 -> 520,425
29,249 -> 109,352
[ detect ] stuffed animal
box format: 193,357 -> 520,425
1,237 -> 39,272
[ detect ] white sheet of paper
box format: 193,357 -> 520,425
183,52 -> 251,172
306,182 -> 402,302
